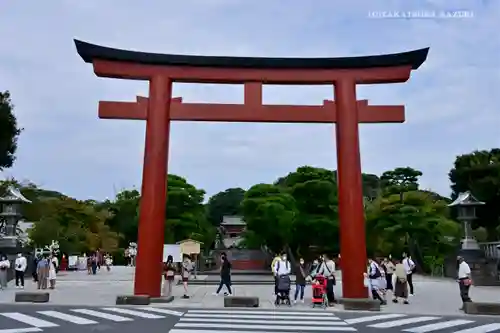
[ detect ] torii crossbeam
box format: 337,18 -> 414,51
75,39 -> 428,301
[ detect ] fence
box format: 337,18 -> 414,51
479,241 -> 500,259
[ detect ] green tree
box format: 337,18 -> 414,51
206,188 -> 245,226
241,183 -> 297,253
380,167 -> 423,196
103,189 -> 140,247
165,175 -> 215,249
28,197 -> 120,254
449,149 -> 500,240
0,91 -> 22,170
365,190 -> 460,269
276,166 -> 339,258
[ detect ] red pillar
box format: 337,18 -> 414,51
334,79 -> 367,299
134,75 -> 172,297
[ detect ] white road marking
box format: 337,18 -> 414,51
0,329 -> 43,333
454,323 -> 500,333
187,309 -> 334,316
180,317 -> 347,325
101,307 -> 164,319
184,313 -> 339,320
403,319 -> 474,332
136,307 -> 184,317
174,322 -> 356,331
71,309 -> 133,322
0,313 -> 59,328
170,330 -> 297,333
345,313 -> 407,324
369,316 -> 440,328
37,311 -> 97,325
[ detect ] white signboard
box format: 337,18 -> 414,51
163,244 -> 182,262
68,256 -> 78,267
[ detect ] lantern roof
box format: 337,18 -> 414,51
448,191 -> 485,207
0,186 -> 32,204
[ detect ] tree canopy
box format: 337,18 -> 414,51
2,144 -> 499,272
0,91 -> 22,170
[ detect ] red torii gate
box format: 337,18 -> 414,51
75,39 -> 428,300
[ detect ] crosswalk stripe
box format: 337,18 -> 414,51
368,316 -> 440,328
345,314 -> 407,324
0,313 -> 59,328
136,307 -> 184,317
184,313 -> 339,320
0,329 -> 43,333
37,311 -> 98,325
188,310 -> 333,316
71,309 -> 133,322
174,323 -> 356,331
180,318 -> 348,325
170,330 -> 297,333
454,323 -> 500,333
403,319 -> 475,332
101,307 -> 164,319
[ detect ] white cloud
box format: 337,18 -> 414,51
1,0 -> 498,200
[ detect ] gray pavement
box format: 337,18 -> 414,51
0,305 -> 499,333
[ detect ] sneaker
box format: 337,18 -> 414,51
392,299 -> 398,303
300,299 -> 304,303
403,300 -> 409,304
212,292 -> 219,296
293,300 -> 297,304
410,294 -> 415,297
223,292 -> 228,296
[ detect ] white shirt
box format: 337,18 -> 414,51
14,256 -> 27,271
458,261 -> 471,279
274,259 -> 291,276
403,258 -> 415,274
0,260 -> 10,269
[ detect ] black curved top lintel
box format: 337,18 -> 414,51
74,39 -> 429,70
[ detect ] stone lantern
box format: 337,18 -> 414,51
448,191 -> 484,250
448,191 -> 499,285
0,186 -> 31,249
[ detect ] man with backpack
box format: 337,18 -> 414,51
366,258 -> 387,305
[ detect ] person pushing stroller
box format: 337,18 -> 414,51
274,253 -> 292,305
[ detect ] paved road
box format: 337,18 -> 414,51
0,305 -> 500,333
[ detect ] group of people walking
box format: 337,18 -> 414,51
272,253 -> 338,306
365,253 -> 416,305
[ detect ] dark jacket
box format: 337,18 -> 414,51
295,263 -> 307,285
221,259 -> 231,277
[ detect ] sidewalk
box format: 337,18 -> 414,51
1,266 -> 500,316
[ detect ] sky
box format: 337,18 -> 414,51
0,0 -> 499,201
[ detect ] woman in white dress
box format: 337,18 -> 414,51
48,255 -> 57,289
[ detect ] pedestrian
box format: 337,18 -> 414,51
381,257 -> 395,291
294,257 -> 307,304
457,256 -> 472,310
214,252 -> 232,296
271,253 -> 281,295
48,254 -> 57,289
181,255 -> 193,299
317,254 -> 336,305
402,253 -> 416,296
163,255 -> 176,297
392,259 -> 409,304
32,255 -> 39,282
105,253 -> 113,271
37,254 -> 49,290
86,254 -> 92,275
0,255 -> 10,289
14,252 -> 27,289
366,257 -> 387,305
91,254 -> 98,275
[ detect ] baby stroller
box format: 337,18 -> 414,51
275,275 -> 292,306
311,275 -> 328,308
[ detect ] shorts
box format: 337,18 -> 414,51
182,277 -> 189,282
